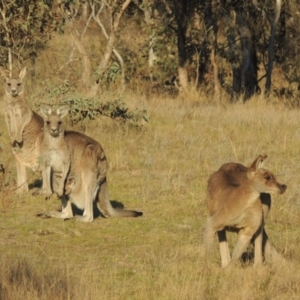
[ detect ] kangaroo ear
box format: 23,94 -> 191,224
0,68 -> 12,79
249,155 -> 267,172
19,67 -> 27,80
40,104 -> 52,119
57,105 -> 69,119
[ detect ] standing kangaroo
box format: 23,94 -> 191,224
1,67 -> 142,221
47,127 -> 142,222
0,67 -> 43,193
204,155 -> 287,269
39,104 -> 70,197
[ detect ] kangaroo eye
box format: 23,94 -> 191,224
58,121 -> 62,125
46,121 -> 50,125
7,83 -> 11,86
265,175 -> 272,181
17,83 -> 21,87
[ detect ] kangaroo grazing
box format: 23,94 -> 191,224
1,67 -> 142,221
204,155 -> 287,269
0,67 -> 44,193
39,104 -> 70,197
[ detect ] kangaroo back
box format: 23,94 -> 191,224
207,155 -> 286,216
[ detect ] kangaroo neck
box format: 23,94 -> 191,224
43,132 -> 65,148
4,97 -> 32,119
4,94 -> 28,106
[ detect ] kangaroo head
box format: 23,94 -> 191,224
247,155 -> 287,194
1,67 -> 26,98
40,104 -> 69,138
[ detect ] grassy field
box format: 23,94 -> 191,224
0,90 -> 300,299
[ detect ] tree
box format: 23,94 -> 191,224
0,0 -> 62,70
60,1 -> 93,92
89,0 -> 132,96
160,0 -> 201,91
90,0 -> 129,93
221,1 -> 259,101
199,0 -> 221,100
252,0 -> 282,96
133,0 -> 157,82
171,0 -> 188,90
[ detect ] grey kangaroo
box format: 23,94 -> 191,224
39,104 -> 70,197
1,67 -> 142,221
204,155 -> 287,269
1,67 -> 44,193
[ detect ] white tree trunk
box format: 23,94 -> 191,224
87,0 -> 132,96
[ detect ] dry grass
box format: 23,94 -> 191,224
0,90 -> 300,299
0,24 -> 299,299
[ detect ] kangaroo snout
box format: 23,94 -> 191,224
11,89 -> 18,97
50,128 -> 59,136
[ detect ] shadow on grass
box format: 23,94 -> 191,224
71,199 -> 127,219
28,179 -> 43,189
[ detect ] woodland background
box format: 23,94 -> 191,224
0,0 -> 299,103
0,1 -> 300,299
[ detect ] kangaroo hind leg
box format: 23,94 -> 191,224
48,195 -> 74,219
218,230 -> 231,268
75,174 -> 96,223
226,227 -> 255,269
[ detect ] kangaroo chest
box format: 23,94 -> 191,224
4,101 -> 31,137
44,147 -> 66,172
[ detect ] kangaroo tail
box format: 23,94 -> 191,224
97,179 -> 142,218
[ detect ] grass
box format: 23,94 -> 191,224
0,92 -> 300,299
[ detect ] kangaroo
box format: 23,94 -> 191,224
39,104 -> 70,197
0,67 -> 44,193
1,68 -> 142,221
47,129 -> 142,222
204,155 -> 287,269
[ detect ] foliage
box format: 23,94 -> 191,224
0,0 -> 64,67
124,0 -> 300,100
60,96 -> 149,126
95,61 -> 122,87
2,0 -> 300,101
33,83 -> 149,126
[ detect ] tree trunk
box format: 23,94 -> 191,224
88,0 -> 131,96
91,1 -> 127,92
210,46 -> 221,101
67,22 -> 92,92
238,19 -> 259,101
224,12 -> 241,101
199,0 -> 214,87
222,2 -> 258,101
265,0 -> 282,96
173,0 -> 188,90
82,1 -> 91,21
143,0 -> 156,82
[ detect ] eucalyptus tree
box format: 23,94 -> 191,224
252,0 -> 282,96
220,0 -> 260,101
155,0 -> 199,91
60,0 -> 132,95
90,0 -> 131,94
0,0 -> 62,70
